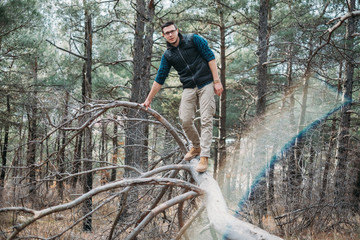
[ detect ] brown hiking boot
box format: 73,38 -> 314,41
184,147 -> 201,161
196,157 -> 208,173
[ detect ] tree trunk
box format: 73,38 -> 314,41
215,0 -> 227,185
320,63 -> 342,201
250,0 -> 270,225
111,114 -> 118,182
187,159 -> 283,240
279,44 -> 295,208
71,132 -> 83,189
268,147 -> 277,206
44,125 -> 49,191
26,57 -> 38,201
57,91 -> 69,200
100,119 -> 106,165
125,0 -> 154,176
353,145 -> 360,211
14,123 -> 24,190
320,116 -> 337,201
256,0 -> 269,116
334,0 -> 355,205
306,145 -> 315,202
82,5 -> 93,232
0,95 -> 10,187
287,42 -> 313,208
281,44 -> 296,210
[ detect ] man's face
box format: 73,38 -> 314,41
162,25 -> 179,45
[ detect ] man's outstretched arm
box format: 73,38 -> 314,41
142,81 -> 162,110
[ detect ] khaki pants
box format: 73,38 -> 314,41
179,82 -> 215,157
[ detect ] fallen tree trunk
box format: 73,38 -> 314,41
187,157 -> 283,240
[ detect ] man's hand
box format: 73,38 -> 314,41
214,82 -> 223,96
142,99 -> 151,110
142,81 -> 162,110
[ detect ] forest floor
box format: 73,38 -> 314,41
279,218 -> 360,240
287,230 -> 360,240
1,178 -> 359,240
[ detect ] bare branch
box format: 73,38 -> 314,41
46,40 -> 87,60
4,177 -> 203,240
125,191 -> 200,240
0,207 -> 36,214
175,203 -> 206,240
87,100 -> 188,154
307,10 -> 360,70
325,10 -> 360,36
46,193 -> 120,240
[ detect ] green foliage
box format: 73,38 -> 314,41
0,0 -> 357,140
0,0 -> 39,32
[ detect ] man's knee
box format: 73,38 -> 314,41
181,117 -> 194,129
201,111 -> 213,125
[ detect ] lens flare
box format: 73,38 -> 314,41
224,78 -> 351,238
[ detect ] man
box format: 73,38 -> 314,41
143,21 -> 223,172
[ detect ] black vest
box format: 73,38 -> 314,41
164,33 -> 213,89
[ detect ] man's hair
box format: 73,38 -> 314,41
161,21 -> 177,33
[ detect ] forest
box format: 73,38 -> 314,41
0,0 -> 359,239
